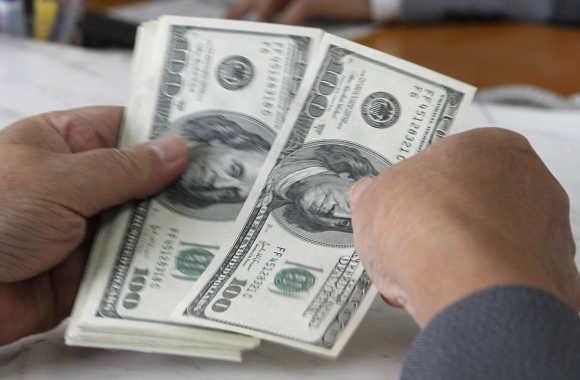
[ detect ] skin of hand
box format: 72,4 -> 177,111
350,128 -> 580,327
228,0 -> 371,25
0,106 -> 189,345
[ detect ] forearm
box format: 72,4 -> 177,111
402,286 -> 580,380
370,0 -> 580,24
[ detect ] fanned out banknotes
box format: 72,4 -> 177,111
67,16 -> 475,361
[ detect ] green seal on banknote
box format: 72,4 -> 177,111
274,268 -> 316,293
175,248 -> 214,279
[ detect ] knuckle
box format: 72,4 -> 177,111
0,148 -> 46,193
491,128 -> 531,147
552,180 -> 571,211
462,127 -> 529,146
568,234 -> 576,258
483,129 -> 534,157
0,199 -> 86,282
108,148 -> 148,183
451,128 -> 535,166
41,201 -> 87,243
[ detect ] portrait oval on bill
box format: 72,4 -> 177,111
156,111 -> 275,221
270,141 -> 390,248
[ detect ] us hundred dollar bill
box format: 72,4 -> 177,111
67,16 -> 322,357
172,34 -> 475,356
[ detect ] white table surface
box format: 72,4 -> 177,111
0,35 -> 579,380
0,36 -> 131,126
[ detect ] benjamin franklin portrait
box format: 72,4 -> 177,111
157,112 -> 274,221
270,142 -> 389,247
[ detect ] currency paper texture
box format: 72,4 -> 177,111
172,34 -> 475,356
68,16 -> 475,359
67,16 -> 323,358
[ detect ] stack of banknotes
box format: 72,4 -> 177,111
66,16 -> 475,361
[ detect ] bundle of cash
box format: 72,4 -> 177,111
67,16 -> 475,360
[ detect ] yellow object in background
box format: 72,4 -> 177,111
34,0 -> 59,40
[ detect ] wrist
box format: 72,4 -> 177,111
402,252 -> 562,327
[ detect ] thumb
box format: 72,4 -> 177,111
349,177 -> 375,211
59,135 -> 190,216
349,176 -> 377,258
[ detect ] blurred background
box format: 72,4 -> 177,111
1,0 -> 579,96
1,2 -> 579,379
0,0 -> 379,47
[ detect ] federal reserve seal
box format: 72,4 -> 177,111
216,55 -> 255,91
274,268 -> 316,294
173,247 -> 214,281
361,92 -> 401,129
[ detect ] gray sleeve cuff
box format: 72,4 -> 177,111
402,286 -> 580,380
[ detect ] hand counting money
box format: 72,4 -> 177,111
66,16 -> 322,361
171,33 -> 475,356
67,15 -> 475,360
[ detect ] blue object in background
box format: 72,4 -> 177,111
0,0 -> 26,36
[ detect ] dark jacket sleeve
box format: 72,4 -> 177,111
400,0 -> 580,25
402,286 -> 580,380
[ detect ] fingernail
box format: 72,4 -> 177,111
349,177 -> 374,206
148,135 -> 188,164
382,295 -> 405,309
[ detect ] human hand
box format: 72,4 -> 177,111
350,128 -> 580,327
228,0 -> 371,25
0,107 -> 189,345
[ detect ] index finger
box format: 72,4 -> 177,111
0,106 -> 124,153
47,106 -> 124,152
